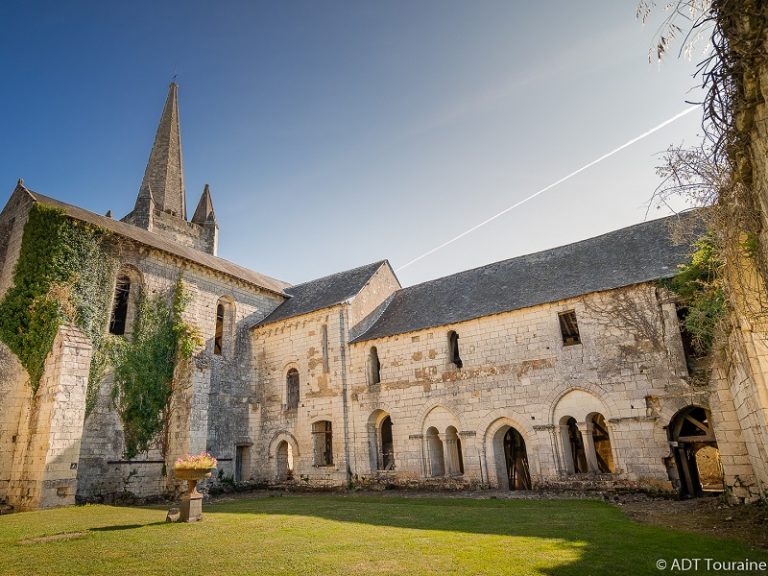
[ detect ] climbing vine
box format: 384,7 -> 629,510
110,279 -> 201,460
0,204 -> 116,391
0,204 -> 201,461
664,234 -> 727,358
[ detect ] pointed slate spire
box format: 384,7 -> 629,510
137,82 -> 186,219
192,183 -> 216,225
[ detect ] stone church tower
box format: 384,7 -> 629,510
123,83 -> 219,255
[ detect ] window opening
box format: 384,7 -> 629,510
109,275 -> 131,335
448,331 -> 463,368
558,311 -> 581,345
312,421 -> 333,466
286,368 -> 300,411
214,303 -> 224,355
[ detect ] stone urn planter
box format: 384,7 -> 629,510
173,453 -> 217,522
175,467 -> 213,522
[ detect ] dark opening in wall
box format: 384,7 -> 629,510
286,368 -> 300,411
369,346 -> 381,385
109,275 -> 131,335
558,311 -> 580,345
213,303 -> 224,355
448,331 -> 462,368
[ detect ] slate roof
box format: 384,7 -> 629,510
258,260 -> 388,326
24,188 -> 291,296
352,213 -> 700,343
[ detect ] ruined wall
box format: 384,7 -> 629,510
76,247 -> 283,501
0,327 -> 91,510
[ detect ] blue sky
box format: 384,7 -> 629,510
0,1 -> 706,286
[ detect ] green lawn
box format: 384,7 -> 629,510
0,496 -> 765,575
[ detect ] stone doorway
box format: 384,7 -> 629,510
276,440 -> 294,481
668,406 -> 724,498
503,427 -> 531,490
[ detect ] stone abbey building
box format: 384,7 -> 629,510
1,84 -> 766,510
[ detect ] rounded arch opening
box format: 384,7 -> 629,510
587,412 -> 615,473
668,405 -> 723,498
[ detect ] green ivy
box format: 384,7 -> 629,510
0,205 -> 116,391
664,234 -> 726,358
111,278 -> 200,459
0,204 -> 201,461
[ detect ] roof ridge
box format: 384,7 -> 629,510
286,259 -> 387,290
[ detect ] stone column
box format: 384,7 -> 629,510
577,421 -> 600,473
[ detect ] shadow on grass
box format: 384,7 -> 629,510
203,495 -> 768,576
90,521 -> 167,532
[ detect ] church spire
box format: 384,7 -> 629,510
192,183 -> 216,225
137,82 -> 186,219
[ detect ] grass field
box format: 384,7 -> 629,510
0,495 -> 766,575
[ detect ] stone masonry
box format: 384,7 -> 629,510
1,83 -> 767,509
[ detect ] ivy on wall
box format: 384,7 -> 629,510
0,204 -> 201,461
0,204 -> 116,391
111,279 -> 201,459
664,234 -> 727,358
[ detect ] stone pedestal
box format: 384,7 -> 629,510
175,468 -> 211,522
179,491 -> 203,522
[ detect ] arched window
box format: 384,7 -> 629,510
214,303 -> 224,355
368,346 -> 381,385
286,368 -> 300,411
109,275 -> 131,335
448,331 -> 462,369
379,416 -> 394,470
312,421 -> 333,466
213,297 -> 235,357
109,267 -> 142,336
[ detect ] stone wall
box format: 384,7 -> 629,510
75,245 -> 283,501
0,326 -> 91,510
348,285 -> 691,490
251,278 -> 708,494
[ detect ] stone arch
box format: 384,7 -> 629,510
667,404 -> 723,497
418,403 -> 462,433
367,409 -> 395,472
268,431 -> 300,481
419,404 -> 463,478
546,383 -> 619,426
483,415 -> 539,489
552,389 -> 614,475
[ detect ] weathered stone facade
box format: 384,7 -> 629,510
1,83 -> 767,510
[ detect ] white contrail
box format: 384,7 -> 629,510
395,105 -> 699,273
